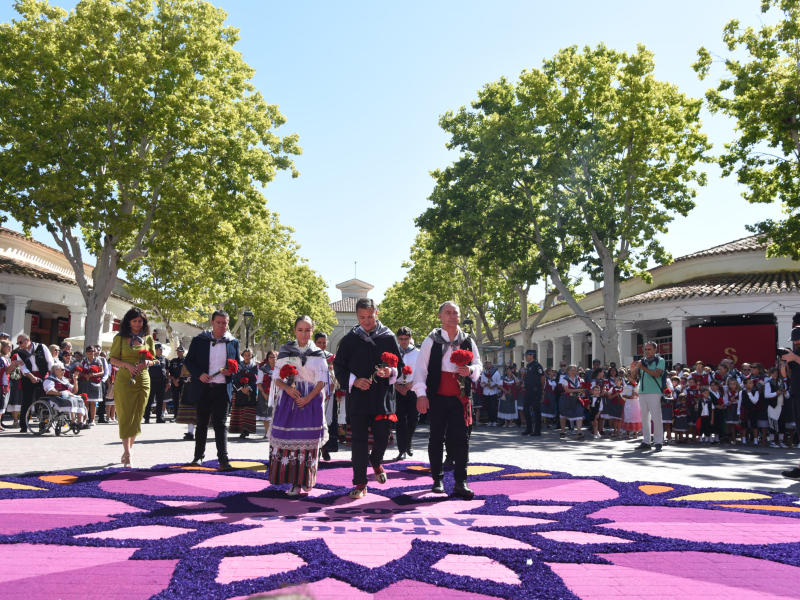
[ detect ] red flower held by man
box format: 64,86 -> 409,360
449,349 -> 473,367
370,352 -> 398,382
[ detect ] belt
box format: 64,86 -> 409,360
207,382 -> 226,388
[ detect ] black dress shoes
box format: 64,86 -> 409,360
187,457 -> 204,467
218,459 -> 235,471
635,442 -> 652,451
431,480 -> 445,494
321,450 -> 331,462
183,433 -> 194,441
453,482 -> 474,498
406,448 -> 414,456
395,452 -> 408,461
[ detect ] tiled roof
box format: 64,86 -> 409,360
619,271 -> 800,305
541,271 -> 800,327
0,255 -> 127,301
330,297 -> 359,313
674,235 -> 766,262
0,255 -> 78,285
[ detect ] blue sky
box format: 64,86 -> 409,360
0,0 -> 783,304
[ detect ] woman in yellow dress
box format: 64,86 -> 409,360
109,308 -> 156,467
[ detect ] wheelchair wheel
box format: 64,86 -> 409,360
71,422 -> 81,435
25,400 -> 54,435
54,415 -> 71,436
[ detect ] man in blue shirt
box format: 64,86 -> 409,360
630,341 -> 666,452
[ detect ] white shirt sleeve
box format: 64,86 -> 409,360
411,337 -> 434,397
42,378 -> 55,393
764,380 -> 778,399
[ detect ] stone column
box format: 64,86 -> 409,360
591,331 -> 604,365
670,316 -> 688,366
775,310 -> 796,349
69,308 -> 87,339
570,332 -> 584,368
552,337 -> 565,368
3,296 -> 30,340
536,340 -> 549,366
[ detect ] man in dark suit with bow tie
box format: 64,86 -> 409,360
184,310 -> 240,471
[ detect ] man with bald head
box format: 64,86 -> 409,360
414,301 -> 482,498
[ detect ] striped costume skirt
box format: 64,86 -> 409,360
268,447 -> 319,487
176,385 -> 197,425
229,403 -> 257,434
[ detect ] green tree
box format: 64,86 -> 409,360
418,44 -> 710,364
0,0 -> 300,345
695,0 -> 800,258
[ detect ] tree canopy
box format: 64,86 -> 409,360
418,44 -> 710,363
695,0 -> 800,258
0,0 -> 300,344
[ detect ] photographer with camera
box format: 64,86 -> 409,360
629,341 -> 666,452
779,328 -> 800,480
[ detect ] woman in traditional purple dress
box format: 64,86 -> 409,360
268,316 -> 329,495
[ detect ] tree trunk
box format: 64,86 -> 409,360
600,257 -> 623,364
516,285 -> 532,350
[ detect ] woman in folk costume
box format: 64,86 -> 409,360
43,362 -> 85,420
229,349 -> 259,439
268,316 -> 330,496
77,346 -> 106,427
256,350 -> 277,439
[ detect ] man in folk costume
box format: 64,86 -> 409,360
16,333 -> 54,433
414,301 -> 482,498
333,298 -> 403,499
183,310 -> 240,471
316,332 -> 338,462
394,326 -> 419,461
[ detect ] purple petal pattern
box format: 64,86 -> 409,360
0,459 -> 799,599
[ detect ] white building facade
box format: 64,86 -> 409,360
327,278 -> 374,351
0,228 -> 201,353
495,236 -> 800,370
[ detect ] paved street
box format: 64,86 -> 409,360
3,419 -> 799,496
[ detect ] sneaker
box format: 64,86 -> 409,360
89,422 -> 95,427
780,442 -> 789,449
769,441 -> 779,448
782,467 -> 800,481
741,439 -> 747,445
634,442 -> 651,451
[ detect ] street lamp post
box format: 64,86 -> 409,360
272,329 -> 280,351
461,318 -> 475,337
242,310 -> 254,350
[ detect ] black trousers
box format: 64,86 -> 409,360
171,382 -> 185,416
395,391 -> 418,453
323,398 -> 339,453
194,385 -> 230,462
484,393 -> 498,423
145,382 -> 165,422
20,377 -> 43,432
524,390 -> 542,434
350,413 -> 391,486
428,394 -> 470,483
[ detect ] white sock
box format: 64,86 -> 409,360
779,434 -> 784,441
188,424 -> 195,434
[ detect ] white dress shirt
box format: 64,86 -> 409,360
20,342 -> 54,376
400,346 -> 420,384
208,338 -> 228,384
412,328 -> 482,398
480,369 -> 502,395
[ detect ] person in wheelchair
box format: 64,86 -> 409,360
43,362 -> 86,424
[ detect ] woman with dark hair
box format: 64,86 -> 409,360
256,350 -> 277,439
229,348 -> 259,438
108,307 -> 156,467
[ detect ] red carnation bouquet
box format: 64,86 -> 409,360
279,363 -> 298,387
335,390 -> 346,398
370,352 -> 398,382
129,349 -> 154,386
88,364 -> 102,383
210,358 -> 239,379
239,375 -> 251,390
326,354 -> 335,365
401,365 -> 413,384
79,393 -> 88,404
449,349 -> 474,386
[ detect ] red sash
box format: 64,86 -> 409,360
437,371 -> 472,426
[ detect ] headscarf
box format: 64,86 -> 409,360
277,340 -> 324,366
428,327 -> 469,352
351,321 -> 394,346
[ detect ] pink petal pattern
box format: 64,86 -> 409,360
76,525 -> 195,540
591,505 -> 800,544
468,479 -> 618,502
0,498 -> 145,535
538,530 -> 632,545
432,554 -> 521,585
216,552 -> 307,584
100,471 -> 270,498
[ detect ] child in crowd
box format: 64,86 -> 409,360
765,366 -> 788,448
699,386 -> 714,443
541,368 -> 557,428
673,393 -> 688,443
662,382 -> 675,443
709,380 -> 725,444
741,376 -> 767,446
604,375 -> 625,437
621,371 -> 641,439
588,384 -> 604,439
685,376 -> 699,442
725,377 -> 741,444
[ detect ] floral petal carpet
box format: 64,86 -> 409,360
2,459 -> 800,599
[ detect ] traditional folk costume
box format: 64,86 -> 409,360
603,383 -> 624,423
673,402 -> 689,432
558,374 -> 586,423
78,356 -> 107,404
394,343 -> 420,457
710,390 -> 725,437
333,323 -> 401,491
268,341 -> 329,489
541,376 -> 557,420
725,387 -> 741,426
17,343 -> 54,433
765,377 -> 788,435
229,359 -> 259,436
256,363 -> 274,424
42,374 -> 85,415
661,392 -> 674,426
621,381 -> 642,433
498,376 -> 518,422
321,352 -> 340,456
412,327 -> 481,493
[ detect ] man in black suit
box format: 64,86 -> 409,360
183,310 -> 240,471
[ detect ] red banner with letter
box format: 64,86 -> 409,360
686,324 -> 775,368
